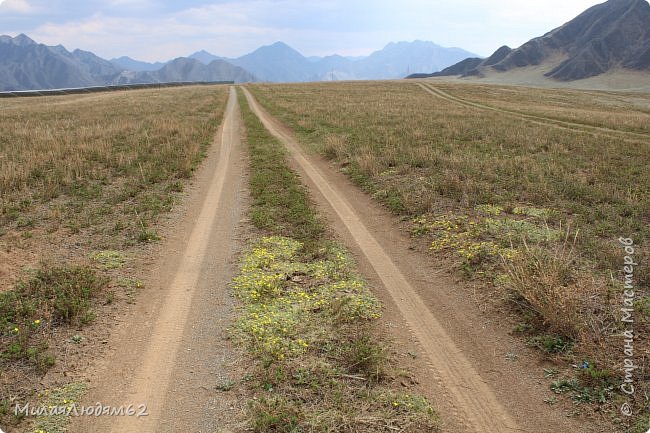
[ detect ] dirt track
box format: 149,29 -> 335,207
69,87 -> 247,433
64,84 -> 608,433
242,86 -> 605,433
418,82 -> 650,142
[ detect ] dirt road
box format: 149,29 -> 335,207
69,87 -> 248,433
242,87 -> 600,433
418,82 -> 650,142
65,84 -> 604,433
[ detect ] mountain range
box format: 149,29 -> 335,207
0,36 -> 476,91
0,34 -> 119,90
4,0 -> 648,91
184,41 -> 476,82
114,58 -> 256,85
410,0 -> 650,83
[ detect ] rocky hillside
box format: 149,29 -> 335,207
412,0 -> 650,81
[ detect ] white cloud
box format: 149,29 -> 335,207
104,0 -> 156,11
0,0 -> 35,13
31,11 -> 270,60
11,0 -> 620,60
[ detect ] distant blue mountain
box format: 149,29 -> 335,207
353,40 -> 477,80
121,57 -> 255,84
110,56 -> 166,72
188,40 -> 478,82
0,35 -> 479,90
228,42 -> 321,82
188,50 -> 226,65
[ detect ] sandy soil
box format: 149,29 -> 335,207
241,86 -> 611,433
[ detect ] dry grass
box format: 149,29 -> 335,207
249,81 -> 649,240
432,81 -> 650,134
248,80 -> 649,430
0,85 -> 228,431
503,238 -> 607,340
1,86 -> 228,288
1,90 -> 217,193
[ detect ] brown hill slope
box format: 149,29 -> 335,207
418,0 -> 650,83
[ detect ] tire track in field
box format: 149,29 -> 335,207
417,82 -> 650,142
109,87 -> 241,433
71,87 -> 245,433
242,86 -> 521,433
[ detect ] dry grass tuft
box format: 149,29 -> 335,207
504,237 -> 608,341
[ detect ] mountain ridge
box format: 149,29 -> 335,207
409,0 -> 650,82
126,57 -> 256,84
0,34 -> 255,90
0,33 -> 113,91
0,34 -> 478,90
188,40 -> 478,82
110,56 -> 166,72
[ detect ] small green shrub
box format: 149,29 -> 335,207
31,382 -> 87,433
551,378 -> 579,394
527,335 -> 573,353
91,250 -> 127,269
138,228 -> 160,243
340,334 -> 387,382
17,266 -> 106,325
0,265 -> 106,370
250,397 -> 301,433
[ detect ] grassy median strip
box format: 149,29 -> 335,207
234,88 -> 438,432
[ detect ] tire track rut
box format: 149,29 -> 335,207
242,87 -> 521,433
70,86 -> 245,433
418,82 -> 650,142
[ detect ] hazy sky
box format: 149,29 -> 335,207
0,0 -> 604,61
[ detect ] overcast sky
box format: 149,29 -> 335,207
0,0 -> 605,61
